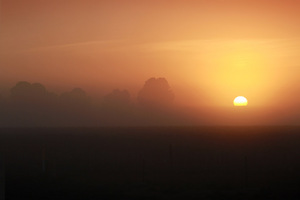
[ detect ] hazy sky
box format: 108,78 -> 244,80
0,0 -> 299,112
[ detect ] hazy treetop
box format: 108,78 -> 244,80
137,77 -> 174,107
104,89 -> 130,105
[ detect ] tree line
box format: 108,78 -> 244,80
0,77 -> 186,127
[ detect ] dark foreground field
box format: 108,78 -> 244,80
0,126 -> 300,199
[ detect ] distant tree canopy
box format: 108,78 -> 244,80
10,81 -> 53,108
137,77 -> 174,107
1,78 -> 179,126
11,82 -> 44,99
8,82 -> 58,126
60,88 -> 90,109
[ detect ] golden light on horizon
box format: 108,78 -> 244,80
234,96 -> 248,106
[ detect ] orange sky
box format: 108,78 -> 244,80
0,0 -> 299,124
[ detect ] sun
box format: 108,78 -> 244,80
233,96 -> 248,106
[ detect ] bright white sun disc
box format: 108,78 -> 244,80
233,96 -> 248,106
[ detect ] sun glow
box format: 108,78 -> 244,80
233,96 -> 248,106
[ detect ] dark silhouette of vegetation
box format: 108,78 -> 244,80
60,88 -> 90,109
137,77 -> 174,107
8,82 -> 58,126
134,78 -> 178,125
10,81 -> 57,108
0,78 -> 181,126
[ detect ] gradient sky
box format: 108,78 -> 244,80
0,0 -> 299,117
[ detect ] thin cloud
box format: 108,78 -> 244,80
22,39 -> 129,53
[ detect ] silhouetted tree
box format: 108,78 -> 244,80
60,88 -> 90,108
135,78 -> 178,125
10,81 -> 33,105
10,81 -> 57,107
137,77 -> 174,107
9,81 -> 58,126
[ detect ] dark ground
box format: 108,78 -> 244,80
0,126 -> 300,199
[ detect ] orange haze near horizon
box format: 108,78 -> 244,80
0,0 -> 299,125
